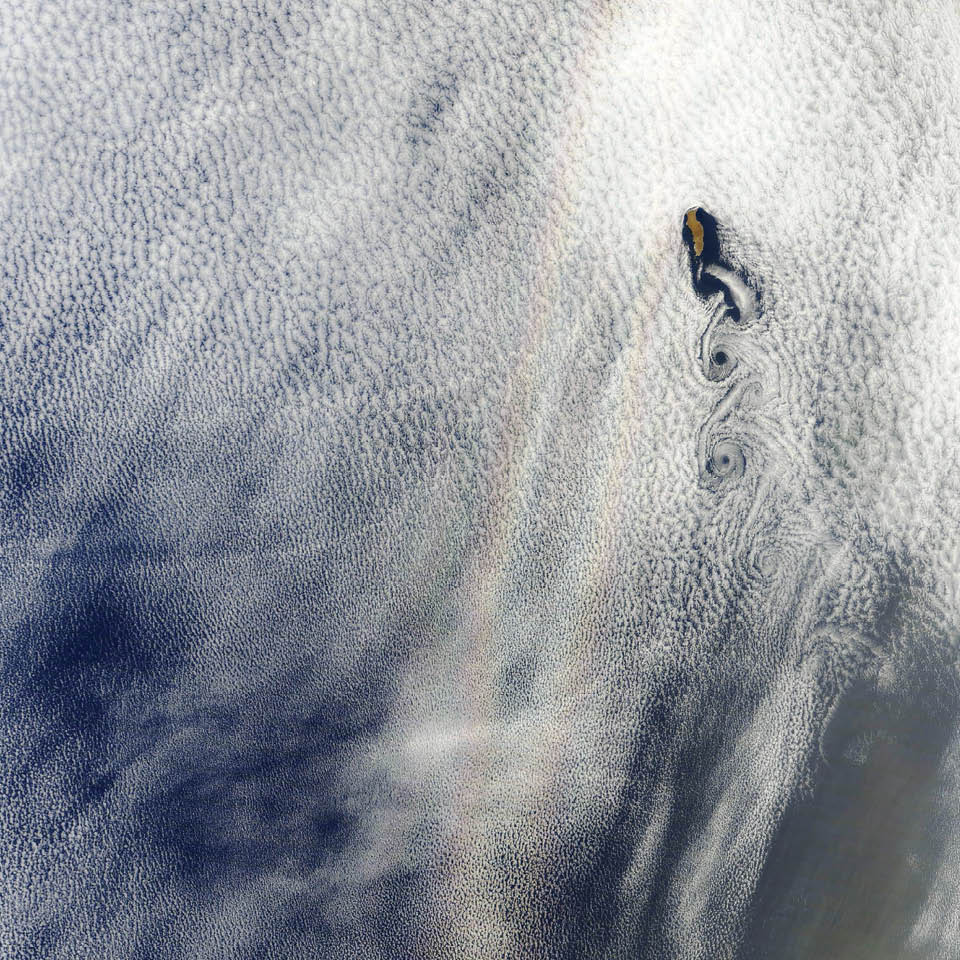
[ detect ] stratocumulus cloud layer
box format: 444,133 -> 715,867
2,1 -> 960,957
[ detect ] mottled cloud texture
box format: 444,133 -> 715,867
2,0 -> 960,957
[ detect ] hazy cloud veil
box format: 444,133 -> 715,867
2,0 -> 960,957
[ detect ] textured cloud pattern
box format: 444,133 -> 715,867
2,0 -> 960,957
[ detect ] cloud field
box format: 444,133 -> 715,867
1,0 -> 960,957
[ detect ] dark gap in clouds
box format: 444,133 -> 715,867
1,425 -> 61,504
140,697 -> 370,885
8,506 -> 192,809
17,526 -> 162,735
133,569 -> 439,895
